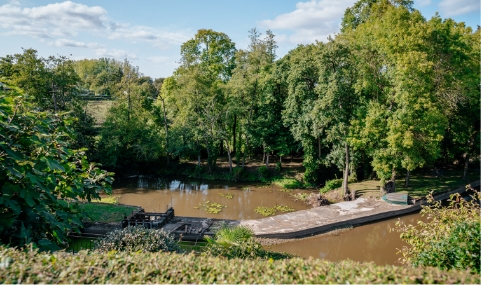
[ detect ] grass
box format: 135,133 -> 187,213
326,168 -> 480,199
270,177 -> 306,189
85,100 -> 113,126
78,202 -> 139,223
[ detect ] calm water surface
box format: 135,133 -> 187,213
108,176 -> 311,220
109,176 -> 426,265
268,212 -> 425,265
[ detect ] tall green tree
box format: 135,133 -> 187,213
171,29 -> 236,172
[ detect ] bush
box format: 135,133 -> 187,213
394,191 -> 480,273
0,92 -> 113,250
95,226 -> 182,253
0,246 -> 477,284
204,226 -> 290,260
320,179 -> 343,193
414,221 -> 480,272
257,165 -> 268,179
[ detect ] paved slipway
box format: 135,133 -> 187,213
240,180 -> 479,239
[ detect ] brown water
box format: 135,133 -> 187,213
267,212 -> 425,265
109,176 -> 311,220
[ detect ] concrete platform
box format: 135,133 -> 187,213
240,180 -> 479,239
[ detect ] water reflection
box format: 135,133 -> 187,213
108,176 -> 311,220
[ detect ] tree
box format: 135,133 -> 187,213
282,43 -> 324,183
171,29 -> 236,172
313,38 -> 358,197
0,91 -> 113,249
346,3 -> 450,189
96,60 -> 164,173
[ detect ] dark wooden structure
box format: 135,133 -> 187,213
121,207 -> 175,229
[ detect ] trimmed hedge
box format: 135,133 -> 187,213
0,246 -> 478,284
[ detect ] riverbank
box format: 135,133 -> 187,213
240,180 -> 479,239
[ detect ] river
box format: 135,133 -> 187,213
109,176 -> 423,265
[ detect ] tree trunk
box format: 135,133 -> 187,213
391,166 -> 397,192
161,97 -> 169,165
318,136 -> 321,159
197,155 -> 201,166
342,142 -> 349,198
462,153 -> 469,180
404,169 -> 410,187
262,150 -> 265,163
266,152 -> 270,168
206,144 -> 212,173
225,140 -> 233,173
232,115 -> 237,155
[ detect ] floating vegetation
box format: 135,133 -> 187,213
274,205 -> 295,213
242,187 -> 251,191
278,188 -> 292,193
194,201 -> 226,214
254,205 -> 295,217
219,193 -> 235,199
254,206 -> 277,217
290,192 -> 309,202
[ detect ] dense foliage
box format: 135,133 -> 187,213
394,191 -> 480,273
204,225 -> 290,259
0,91 -> 113,249
95,226 -> 182,253
0,246 -> 477,284
0,0 -> 478,189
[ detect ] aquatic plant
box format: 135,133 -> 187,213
254,206 -> 277,216
218,193 -> 235,199
194,201 -> 226,214
254,205 -> 295,217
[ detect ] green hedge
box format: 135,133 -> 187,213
0,246 -> 478,284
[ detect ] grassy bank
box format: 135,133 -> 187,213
78,202 -> 139,223
60,197 -> 139,223
1,246 -> 477,284
338,168 -> 480,199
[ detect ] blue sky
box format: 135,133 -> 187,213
1,0 -> 479,78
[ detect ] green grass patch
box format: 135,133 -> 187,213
0,246 -> 477,284
323,168 -> 479,199
78,203 -> 138,223
271,177 -> 305,189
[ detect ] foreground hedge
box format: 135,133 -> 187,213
0,246 -> 478,284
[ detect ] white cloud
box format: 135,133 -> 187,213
260,0 -> 356,44
439,0 -> 480,16
0,1 -> 190,50
54,38 -> 100,48
108,25 -> 190,49
0,1 -> 107,38
94,48 -> 137,60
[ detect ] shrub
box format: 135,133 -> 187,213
320,179 -> 343,193
394,191 -> 480,273
0,246 -> 477,284
95,226 -> 182,253
414,221 -> 480,272
0,92 -> 113,250
257,165 -> 268,179
204,226 -> 290,260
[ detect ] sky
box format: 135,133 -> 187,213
0,0 -> 479,79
